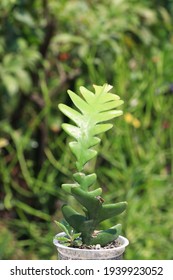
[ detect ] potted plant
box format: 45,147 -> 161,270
53,83 -> 129,259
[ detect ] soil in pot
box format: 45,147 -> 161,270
53,233 -> 129,260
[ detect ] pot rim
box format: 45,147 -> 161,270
53,232 -> 129,253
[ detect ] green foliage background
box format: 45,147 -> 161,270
0,0 -> 173,259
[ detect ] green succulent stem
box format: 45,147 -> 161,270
58,84 -> 127,246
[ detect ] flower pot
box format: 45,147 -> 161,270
53,232 -> 129,260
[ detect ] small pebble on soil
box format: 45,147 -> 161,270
78,239 -> 121,250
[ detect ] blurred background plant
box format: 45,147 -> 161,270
0,0 -> 172,259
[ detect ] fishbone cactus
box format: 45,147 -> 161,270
57,84 -> 127,246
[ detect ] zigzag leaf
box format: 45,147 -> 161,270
59,84 -> 123,171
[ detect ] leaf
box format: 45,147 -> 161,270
99,92 -> 120,103
59,242 -> 71,247
13,11 -> 35,27
80,86 -> 95,104
54,221 -> 70,237
97,99 -> 124,112
98,202 -> 127,223
93,84 -> 113,96
69,142 -> 97,170
62,124 -> 81,140
68,141 -> 81,160
71,187 -> 102,218
88,137 -> 101,147
68,90 -> 90,114
93,124 -> 113,135
61,183 -> 79,194
90,224 -> 122,246
72,233 -> 81,240
62,205 -> 86,232
56,236 -> 69,242
95,110 -> 123,123
2,74 -> 18,95
59,84 -> 124,172
58,104 -> 83,126
73,173 -> 97,190
16,69 -> 32,92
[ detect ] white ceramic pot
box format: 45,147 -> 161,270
53,232 -> 129,260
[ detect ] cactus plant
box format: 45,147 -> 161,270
56,83 -> 127,247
